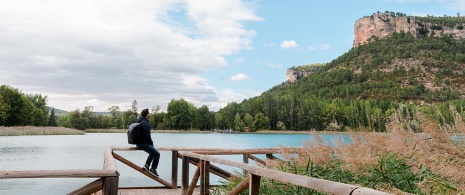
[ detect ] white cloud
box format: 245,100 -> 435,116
280,40 -> 298,49
230,73 -> 251,81
0,0 -> 261,112
320,44 -> 331,50
308,46 -> 316,51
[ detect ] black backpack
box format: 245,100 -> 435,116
127,121 -> 146,144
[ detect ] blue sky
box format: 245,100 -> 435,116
0,0 -> 463,112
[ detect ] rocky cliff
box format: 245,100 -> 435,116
354,11 -> 465,47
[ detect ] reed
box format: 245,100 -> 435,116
0,126 -> 84,136
214,107 -> 465,194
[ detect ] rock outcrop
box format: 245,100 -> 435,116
354,11 -> 465,47
354,12 -> 416,47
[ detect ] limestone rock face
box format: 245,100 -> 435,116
353,12 -> 465,47
286,69 -> 308,82
354,13 -> 416,47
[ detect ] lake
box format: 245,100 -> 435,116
0,133 -> 349,195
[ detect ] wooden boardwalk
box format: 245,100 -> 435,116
93,188 -> 200,195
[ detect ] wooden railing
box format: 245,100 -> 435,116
0,148 -> 119,195
180,151 -> 391,195
113,147 -> 392,195
0,147 -> 393,195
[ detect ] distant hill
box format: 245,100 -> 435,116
276,12 -> 465,104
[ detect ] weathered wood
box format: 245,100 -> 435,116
171,150 -> 178,189
181,155 -> 189,195
199,160 -> 210,195
248,154 -> 266,166
104,148 -> 117,171
67,178 -> 103,195
181,152 -> 392,195
112,147 -> 302,155
187,163 -> 201,195
177,153 -> 231,179
112,152 -> 173,188
243,154 -> 249,175
227,177 -> 249,195
265,153 -> 286,164
249,174 -> 261,195
102,176 -> 118,195
0,170 -> 117,179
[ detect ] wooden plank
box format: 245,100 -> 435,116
112,152 -> 173,188
227,177 -> 249,195
171,151 -> 178,189
102,176 -> 119,195
249,174 -> 261,195
0,169 -> 118,179
68,178 -> 103,195
181,152 -> 393,195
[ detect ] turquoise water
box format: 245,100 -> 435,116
0,133 -> 348,195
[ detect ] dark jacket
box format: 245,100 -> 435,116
137,116 -> 153,145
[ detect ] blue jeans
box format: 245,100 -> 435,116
136,144 -> 160,169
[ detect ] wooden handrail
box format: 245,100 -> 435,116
182,151 -> 393,195
0,169 -> 117,179
112,147 -> 302,155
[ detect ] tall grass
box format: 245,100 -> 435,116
213,106 -> 465,194
0,126 -> 85,136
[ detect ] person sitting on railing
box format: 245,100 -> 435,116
137,108 -> 160,177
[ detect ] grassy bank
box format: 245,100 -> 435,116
214,112 -> 465,194
0,126 -> 85,136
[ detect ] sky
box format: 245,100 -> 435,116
1,0 -> 464,112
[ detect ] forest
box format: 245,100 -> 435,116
2,31 -> 465,132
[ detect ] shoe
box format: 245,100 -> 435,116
142,164 -> 149,171
148,168 -> 159,178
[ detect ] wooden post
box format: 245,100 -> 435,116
102,176 -> 119,195
181,155 -> 190,195
243,154 -> 249,175
200,160 -> 210,195
249,174 -> 261,195
171,150 -> 178,189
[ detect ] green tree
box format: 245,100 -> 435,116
0,85 -> 33,126
167,98 -> 194,130
66,109 -> 85,130
233,112 -> 244,132
197,105 -> 211,130
131,100 -> 138,117
253,112 -> 270,131
243,113 -> 254,132
108,105 -> 122,129
48,108 -> 57,126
